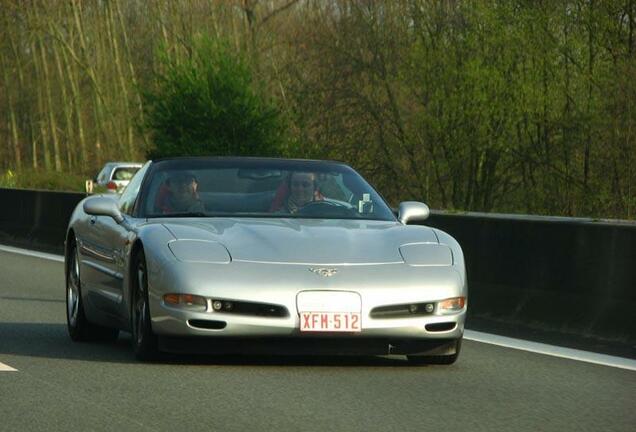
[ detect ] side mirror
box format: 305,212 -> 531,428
83,196 -> 124,224
398,201 -> 430,224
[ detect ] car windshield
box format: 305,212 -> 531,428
139,158 -> 396,221
112,166 -> 140,181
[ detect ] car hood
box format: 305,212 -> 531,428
160,218 -> 439,265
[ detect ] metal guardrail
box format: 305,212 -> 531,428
1,187 -> 634,353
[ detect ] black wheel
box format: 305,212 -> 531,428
131,249 -> 158,361
408,338 -> 462,365
66,238 -> 119,342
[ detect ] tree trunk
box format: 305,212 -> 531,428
38,37 -> 63,172
114,0 -> 146,152
106,0 -> 134,160
32,38 -> 51,171
60,42 -> 88,169
583,0 -> 596,214
0,47 -> 22,170
51,33 -> 75,171
71,0 -> 104,165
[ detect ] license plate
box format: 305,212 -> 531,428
300,312 -> 361,332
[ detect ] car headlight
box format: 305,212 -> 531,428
399,243 -> 453,266
437,297 -> 466,314
168,240 -> 231,264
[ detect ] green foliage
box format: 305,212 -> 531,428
0,169 -> 87,192
402,1 -> 525,212
2,1 -> 635,219
0,170 -> 18,188
143,37 -> 284,159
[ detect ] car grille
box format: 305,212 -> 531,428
370,302 -> 436,319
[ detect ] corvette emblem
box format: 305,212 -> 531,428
309,268 -> 338,277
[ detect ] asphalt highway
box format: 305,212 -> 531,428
1,250 -> 634,432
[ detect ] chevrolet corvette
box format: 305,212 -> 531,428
65,157 -> 467,364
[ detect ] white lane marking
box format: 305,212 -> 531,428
0,362 -> 18,372
0,244 -> 64,263
1,243 -> 635,371
464,330 -> 636,371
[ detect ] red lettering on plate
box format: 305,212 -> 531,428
333,315 -> 341,329
351,314 -> 360,330
300,312 -> 361,332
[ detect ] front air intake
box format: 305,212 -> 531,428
425,322 -> 456,332
188,320 -> 227,330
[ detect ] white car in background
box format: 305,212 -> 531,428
94,162 -> 143,193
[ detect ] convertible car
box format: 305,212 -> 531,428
65,157 -> 467,364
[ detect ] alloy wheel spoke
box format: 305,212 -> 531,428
135,263 -> 146,345
67,251 -> 80,324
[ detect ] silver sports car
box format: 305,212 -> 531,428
65,157 -> 467,364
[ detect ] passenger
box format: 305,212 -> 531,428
156,173 -> 205,214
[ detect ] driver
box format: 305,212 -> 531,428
286,172 -> 317,213
270,172 -> 323,214
156,173 -> 205,214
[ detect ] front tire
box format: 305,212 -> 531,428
66,238 -> 119,342
131,249 -> 158,361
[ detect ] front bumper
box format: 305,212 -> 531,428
152,305 -> 465,337
147,261 -> 467,354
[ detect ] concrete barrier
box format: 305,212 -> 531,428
423,212 -> 636,354
1,187 -> 634,354
0,188 -> 85,254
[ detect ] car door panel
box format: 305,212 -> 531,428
82,215 -> 128,317
77,162 -> 150,325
